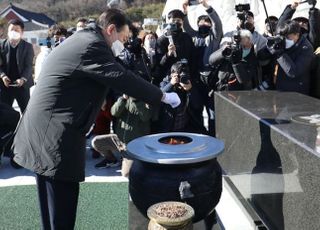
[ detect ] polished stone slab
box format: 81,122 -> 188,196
215,91 -> 320,230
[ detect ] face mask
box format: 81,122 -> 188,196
8,30 -> 21,41
198,25 -> 211,37
76,27 -> 84,31
285,38 -> 295,49
242,48 -> 251,58
111,40 -> 125,57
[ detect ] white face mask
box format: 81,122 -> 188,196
285,38 -> 295,49
76,27 -> 84,31
111,40 -> 125,57
8,30 -> 21,41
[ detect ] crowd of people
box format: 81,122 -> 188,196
0,1 -> 319,229
1,0 -> 320,173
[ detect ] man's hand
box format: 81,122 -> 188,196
170,75 -> 180,85
161,92 -> 181,108
123,94 -> 129,100
199,0 -> 210,9
168,44 -> 177,57
315,47 -> 320,55
16,78 -> 25,87
180,80 -> 192,91
2,76 -> 11,87
291,0 -> 300,9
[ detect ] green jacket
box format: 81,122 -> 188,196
111,97 -> 152,144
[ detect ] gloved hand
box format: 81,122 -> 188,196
230,49 -> 242,64
267,45 -> 284,57
161,92 -> 181,108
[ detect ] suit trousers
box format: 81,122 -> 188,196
0,86 -> 30,113
35,174 -> 79,230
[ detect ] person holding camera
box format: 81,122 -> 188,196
0,19 -> 34,113
182,0 -> 223,136
258,20 -> 314,94
221,6 -> 267,53
155,9 -> 195,86
278,0 -> 320,50
209,29 -> 261,91
156,61 -> 193,132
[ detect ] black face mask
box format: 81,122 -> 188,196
198,25 -> 211,37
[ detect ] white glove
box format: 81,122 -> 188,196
161,92 -> 181,108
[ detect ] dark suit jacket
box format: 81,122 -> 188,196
0,39 -> 34,88
12,26 -> 163,182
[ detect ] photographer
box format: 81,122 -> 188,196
123,24 -> 152,82
278,0 -> 320,49
35,24 -> 67,83
209,29 -> 261,91
221,5 -> 267,52
155,9 -> 195,86
263,16 -> 279,38
182,0 -> 223,136
157,61 -> 192,132
258,20 -> 314,94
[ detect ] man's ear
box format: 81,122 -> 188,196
106,24 -> 116,36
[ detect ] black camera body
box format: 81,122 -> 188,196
235,3 -> 250,12
235,4 -> 251,28
267,35 -> 285,51
177,59 -> 191,84
222,31 -> 242,59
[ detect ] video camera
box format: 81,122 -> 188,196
266,35 -> 285,51
222,30 -> 242,59
235,4 -> 251,23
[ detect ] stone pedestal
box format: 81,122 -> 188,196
215,91 -> 320,230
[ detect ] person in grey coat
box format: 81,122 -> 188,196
0,19 -> 34,113
221,11 -> 267,53
11,9 -> 180,230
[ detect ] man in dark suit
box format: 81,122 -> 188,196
0,19 -> 34,113
12,9 -> 180,230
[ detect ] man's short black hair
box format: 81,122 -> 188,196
265,16 -> 278,24
277,20 -> 301,36
293,17 -> 309,24
197,15 -> 212,25
8,19 -> 24,30
247,11 -> 254,19
48,24 -> 68,38
98,8 -> 128,32
77,17 -> 88,24
168,10 -> 185,20
171,61 -> 190,75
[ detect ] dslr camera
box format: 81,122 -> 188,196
176,59 -> 191,84
267,35 -> 285,51
222,30 -> 242,59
